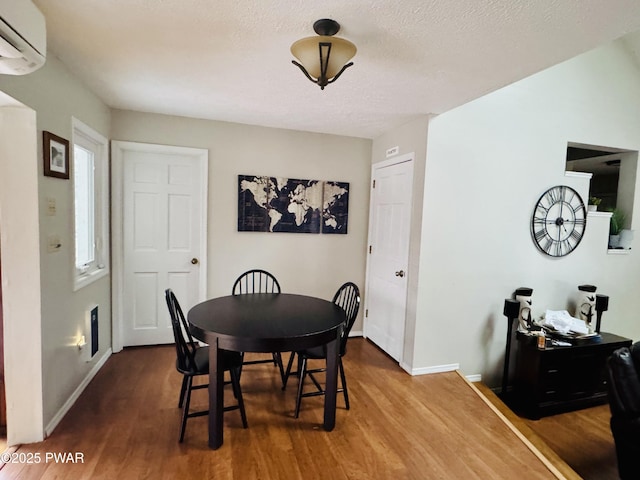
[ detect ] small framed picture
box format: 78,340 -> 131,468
43,131 -> 70,179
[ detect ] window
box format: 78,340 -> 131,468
72,118 -> 109,290
74,145 -> 95,270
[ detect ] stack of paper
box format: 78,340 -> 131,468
542,310 -> 589,335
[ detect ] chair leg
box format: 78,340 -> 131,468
294,357 -> 308,418
178,376 -> 188,408
179,376 -> 194,442
339,357 -> 349,410
238,352 -> 245,381
274,352 -> 286,387
282,352 -> 296,390
308,371 -> 323,392
229,367 -> 248,428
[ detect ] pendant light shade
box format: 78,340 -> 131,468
291,19 -> 356,90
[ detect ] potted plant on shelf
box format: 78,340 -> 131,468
608,208 -> 626,248
588,196 -> 602,212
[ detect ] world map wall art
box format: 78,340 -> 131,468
238,175 -> 349,234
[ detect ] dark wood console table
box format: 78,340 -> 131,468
512,331 -> 632,419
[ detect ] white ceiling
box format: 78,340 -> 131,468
32,0 -> 640,139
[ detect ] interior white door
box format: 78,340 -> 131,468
364,156 -> 413,361
114,142 -> 208,347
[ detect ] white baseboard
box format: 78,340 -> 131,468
44,348 -> 112,437
406,363 -> 460,376
353,336 -> 475,380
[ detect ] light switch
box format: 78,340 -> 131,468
47,234 -> 61,253
47,197 -> 56,216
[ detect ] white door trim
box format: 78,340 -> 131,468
371,153 -> 414,170
111,141 -> 208,352
0,104 -> 45,445
363,152 -> 414,363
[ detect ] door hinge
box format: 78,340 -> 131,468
369,245 -> 372,254
372,179 -> 376,189
365,309 -> 368,318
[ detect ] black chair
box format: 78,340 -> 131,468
165,289 -> 247,442
606,342 -> 640,480
232,269 -> 285,382
232,269 -> 281,295
282,282 -> 360,418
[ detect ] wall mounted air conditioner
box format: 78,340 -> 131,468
0,0 -> 46,75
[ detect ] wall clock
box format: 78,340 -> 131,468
531,185 -> 586,257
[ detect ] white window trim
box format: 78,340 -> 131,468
72,117 -> 109,291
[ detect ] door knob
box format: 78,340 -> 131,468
191,258 -> 199,265
395,270 -> 405,278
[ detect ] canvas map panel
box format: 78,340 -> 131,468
238,175 -> 349,234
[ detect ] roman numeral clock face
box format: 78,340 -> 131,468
531,185 -> 587,257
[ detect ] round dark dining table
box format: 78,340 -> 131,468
188,293 -> 346,450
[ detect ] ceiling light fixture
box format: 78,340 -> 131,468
290,19 -> 357,90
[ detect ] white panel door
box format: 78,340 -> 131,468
116,143 -> 207,347
364,156 -> 413,361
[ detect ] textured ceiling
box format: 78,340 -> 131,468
32,0 -> 640,139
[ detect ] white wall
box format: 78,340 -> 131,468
416,40 -> 640,386
0,54 -> 112,435
110,111 -> 372,332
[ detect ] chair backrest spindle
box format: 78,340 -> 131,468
233,269 -> 281,295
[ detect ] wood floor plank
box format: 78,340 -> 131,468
522,405 -> 619,480
476,380 -> 620,480
1,339 -> 561,479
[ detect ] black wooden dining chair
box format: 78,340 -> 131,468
282,282 -> 360,418
165,289 -> 248,442
232,269 -> 285,382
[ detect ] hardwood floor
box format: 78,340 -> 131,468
477,383 -> 620,480
1,339 -> 563,479
523,405 -> 619,480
